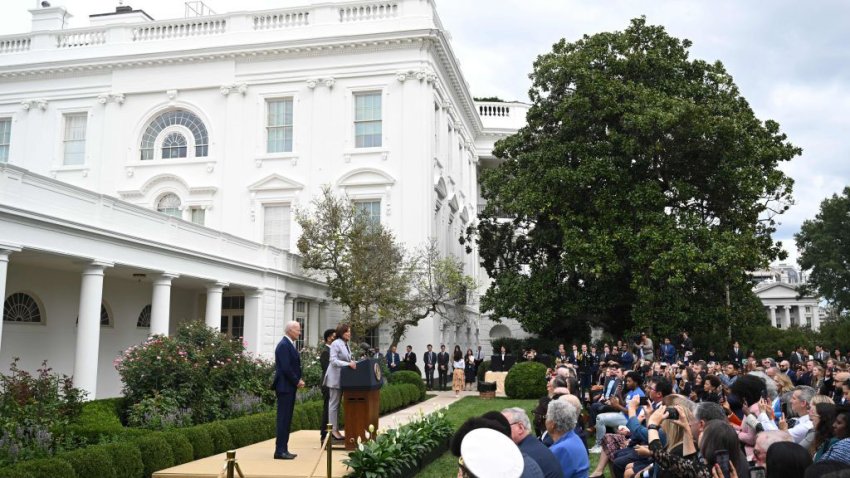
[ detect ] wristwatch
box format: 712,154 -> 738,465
647,424 -> 660,430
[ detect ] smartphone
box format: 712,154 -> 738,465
666,408 -> 680,420
750,466 -> 766,478
714,450 -> 731,478
639,396 -> 649,406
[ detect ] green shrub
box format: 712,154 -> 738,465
161,432 -> 193,465
58,447 -> 116,478
223,418 -> 253,448
178,427 -> 214,460
127,392 -> 192,430
134,434 -> 174,478
387,371 -> 425,400
97,442 -> 143,478
476,360 -> 490,383
202,423 -> 233,454
504,361 -> 548,399
14,457 -> 77,478
66,398 -> 126,444
0,468 -> 34,478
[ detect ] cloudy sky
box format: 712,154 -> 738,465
3,0 -> 848,265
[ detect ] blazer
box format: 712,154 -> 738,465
423,351 -> 437,368
386,351 -> 401,368
323,338 -> 352,389
320,343 -> 331,379
273,336 -> 302,395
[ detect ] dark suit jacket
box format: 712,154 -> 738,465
518,434 -> 565,478
423,351 -> 437,369
729,348 -> 745,364
404,351 -> 417,365
273,337 -> 302,394
320,344 -> 330,382
437,351 -> 450,370
386,351 -> 400,369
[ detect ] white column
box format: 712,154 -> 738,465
812,305 -> 820,331
783,305 -> 791,328
0,246 -> 22,356
74,261 -> 112,400
243,289 -> 263,355
769,306 -> 777,328
317,300 -> 327,333
150,273 -> 178,336
283,295 -> 295,326
205,281 -> 229,330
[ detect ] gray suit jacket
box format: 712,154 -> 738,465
322,338 -> 352,389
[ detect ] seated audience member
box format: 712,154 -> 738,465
503,407 -> 565,478
590,371 -> 645,454
753,430 -> 792,467
647,408 -> 748,478
546,400 -> 590,478
459,428 -> 526,478
819,405 -> 850,465
451,415 -> 543,478
811,403 -> 838,461
765,441 -> 812,478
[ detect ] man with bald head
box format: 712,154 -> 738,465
272,321 -> 305,459
753,430 -> 792,467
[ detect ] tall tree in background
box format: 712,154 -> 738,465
796,187 -> 850,316
465,18 -> 798,339
296,186 -> 413,340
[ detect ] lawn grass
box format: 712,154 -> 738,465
415,396 -> 602,477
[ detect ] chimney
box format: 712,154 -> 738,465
29,5 -> 71,32
89,5 -> 154,26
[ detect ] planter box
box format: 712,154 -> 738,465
479,391 -> 496,400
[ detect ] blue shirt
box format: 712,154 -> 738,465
550,431 -> 589,478
623,387 -> 646,419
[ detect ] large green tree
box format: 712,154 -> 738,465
466,18 -> 798,339
796,187 -> 850,315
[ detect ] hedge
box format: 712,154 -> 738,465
387,370 -> 426,401
97,442 -> 144,478
504,361 -> 548,399
65,397 -> 127,444
58,447 -> 116,478
13,458 -> 77,478
177,427 -> 214,460
135,433 -> 175,478
162,432 -> 194,465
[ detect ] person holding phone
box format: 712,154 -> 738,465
646,405 -> 749,478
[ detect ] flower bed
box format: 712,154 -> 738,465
343,409 -> 452,478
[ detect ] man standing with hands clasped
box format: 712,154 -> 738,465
273,321 -> 305,460
437,344 -> 450,391
423,344 -> 437,391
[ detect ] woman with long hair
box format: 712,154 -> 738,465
452,345 -> 464,397
647,406 -> 749,478
766,441 -> 812,478
464,348 -> 476,391
810,402 -> 837,460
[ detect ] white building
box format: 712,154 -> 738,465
752,264 -> 822,330
0,1 -> 530,398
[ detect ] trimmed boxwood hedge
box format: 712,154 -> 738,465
58,447 -> 116,478
14,458 -> 77,478
0,469 -> 34,478
201,422 -> 233,454
135,433 -> 175,478
97,442 -> 144,478
387,371 -> 426,400
162,431 -> 194,465
504,361 -> 548,399
177,426 -> 214,460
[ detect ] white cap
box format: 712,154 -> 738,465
460,428 -> 523,478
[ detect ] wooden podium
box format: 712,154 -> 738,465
341,358 -> 384,450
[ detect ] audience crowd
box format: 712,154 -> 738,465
445,332 -> 850,478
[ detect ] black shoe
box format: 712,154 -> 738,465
332,434 -> 345,441
274,452 -> 296,460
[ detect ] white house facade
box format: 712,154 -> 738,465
753,280 -> 822,331
0,0 -> 530,398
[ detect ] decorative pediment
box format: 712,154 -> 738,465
754,282 -> 808,300
140,174 -> 190,195
434,176 -> 447,200
337,167 -> 395,188
248,173 -> 305,192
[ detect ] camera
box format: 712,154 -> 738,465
666,408 -> 679,420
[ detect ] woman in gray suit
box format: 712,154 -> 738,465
323,323 -> 356,441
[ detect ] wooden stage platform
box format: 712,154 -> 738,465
153,430 -> 351,478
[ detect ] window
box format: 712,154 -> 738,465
0,118 -> 10,162
137,304 -> 151,328
3,292 -> 42,323
63,113 -> 87,165
356,200 -> 381,226
220,315 -> 244,339
156,193 -> 182,218
221,295 -> 245,310
161,132 -> 188,159
266,99 -> 293,153
364,326 -> 379,349
354,92 -> 382,148
190,207 -> 205,226
140,109 -> 208,160
74,303 -> 111,327
293,300 -> 308,350
263,205 -> 291,249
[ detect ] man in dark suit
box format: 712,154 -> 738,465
386,345 -> 400,373
403,345 -> 416,370
423,344 -> 437,390
437,344 -> 450,391
319,328 -> 335,445
728,341 -> 745,367
273,321 -> 305,460
790,346 -> 805,368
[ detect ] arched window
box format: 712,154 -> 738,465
140,109 -> 209,160
161,132 -> 188,159
137,304 -> 151,328
156,193 -> 182,217
3,292 -> 43,323
74,302 -> 111,326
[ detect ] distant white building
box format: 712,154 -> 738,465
0,0 -> 530,398
752,264 -> 822,330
